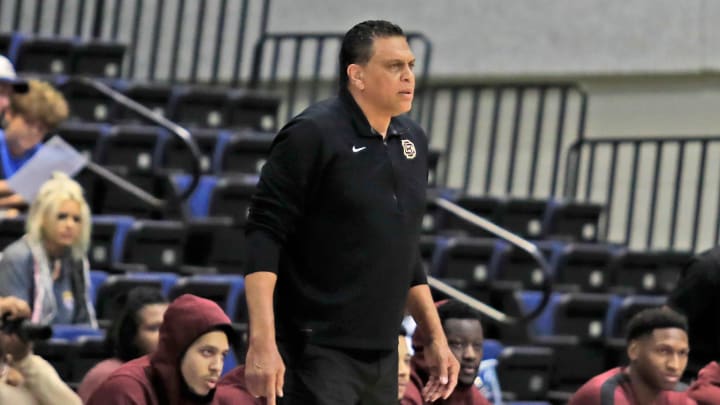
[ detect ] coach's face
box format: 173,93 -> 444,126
629,327 -> 688,391
348,36 -> 415,117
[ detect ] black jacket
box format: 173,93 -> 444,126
668,246 -> 720,375
245,87 -> 428,350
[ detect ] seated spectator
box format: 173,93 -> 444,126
687,362 -> 720,404
404,299 -> 490,405
0,55 -> 28,117
0,79 -> 68,210
398,327 -> 411,402
0,295 -> 81,404
87,294 -> 235,405
569,307 -> 695,405
0,173 -> 96,326
77,287 -> 168,402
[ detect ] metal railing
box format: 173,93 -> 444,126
564,135 -> 720,252
248,31 -> 432,126
417,82 -> 587,198
0,0 -> 271,85
429,198 -> 552,324
61,76 -> 201,209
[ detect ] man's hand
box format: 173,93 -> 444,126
421,338 -> 459,402
0,296 -> 31,320
244,339 -> 285,405
1,331 -> 32,364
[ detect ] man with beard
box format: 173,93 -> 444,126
569,308 -> 695,405
403,300 -> 490,404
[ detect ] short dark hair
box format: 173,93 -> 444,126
339,20 -> 405,88
626,307 -> 688,342
437,299 -> 483,325
107,287 -> 167,362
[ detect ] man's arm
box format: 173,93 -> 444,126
242,120 -> 325,404
12,354 -> 82,405
406,284 -> 459,402
243,271 -> 284,405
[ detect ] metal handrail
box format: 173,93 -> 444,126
428,197 -> 553,324
62,76 -> 202,209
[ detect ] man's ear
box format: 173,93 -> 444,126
627,339 -> 639,361
347,64 -> 364,91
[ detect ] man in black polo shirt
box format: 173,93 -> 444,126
242,20 -> 459,405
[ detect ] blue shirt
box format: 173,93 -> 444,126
0,129 -> 42,178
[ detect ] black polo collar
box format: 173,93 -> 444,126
339,87 -> 409,139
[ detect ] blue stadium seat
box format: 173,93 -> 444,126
495,345 -> 553,401
56,75 -> 118,122
120,220 -> 187,272
8,33 -> 74,75
167,85 -> 230,129
0,215 -> 26,251
70,39 -> 125,78
156,130 -> 231,175
52,324 -> 105,341
495,198 -> 548,239
172,175 -> 218,218
551,243 -> 615,292
207,174 -> 258,224
55,121 -> 110,162
112,81 -> 173,123
542,199 -> 603,243
430,236 -> 499,302
168,275 -> 244,320
126,272 -> 180,296
95,125 -> 166,173
224,89 -> 280,131
435,194 -> 500,237
482,339 -> 504,360
213,130 -> 274,175
609,249 -> 692,295
517,291 -> 560,337
89,270 -> 108,306
89,215 -> 134,270
490,241 -> 557,291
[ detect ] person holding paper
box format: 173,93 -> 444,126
0,172 -> 96,326
0,79 -> 69,210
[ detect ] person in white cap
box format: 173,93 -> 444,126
0,55 -> 28,118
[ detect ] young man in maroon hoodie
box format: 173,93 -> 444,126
687,362 -> 720,404
86,294 -> 235,405
569,308 -> 695,405
403,300 -> 491,405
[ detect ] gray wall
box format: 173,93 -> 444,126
268,0 -> 716,78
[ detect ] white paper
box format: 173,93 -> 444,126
7,135 -> 88,203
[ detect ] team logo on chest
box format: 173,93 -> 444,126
401,139 -> 416,159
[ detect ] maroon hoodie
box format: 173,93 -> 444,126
86,294 -> 235,405
215,364 -> 264,404
688,362 -> 720,405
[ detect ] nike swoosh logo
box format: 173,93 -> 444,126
352,146 -> 367,153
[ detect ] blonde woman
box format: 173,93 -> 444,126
0,172 -> 96,326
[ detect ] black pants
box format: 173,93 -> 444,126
278,340 -> 398,405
